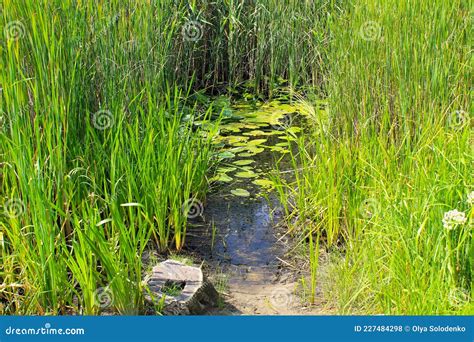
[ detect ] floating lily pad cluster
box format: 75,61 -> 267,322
209,100 -> 308,197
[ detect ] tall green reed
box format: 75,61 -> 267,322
274,0 -> 472,313
0,0 -> 218,314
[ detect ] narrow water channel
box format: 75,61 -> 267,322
187,100 -> 306,287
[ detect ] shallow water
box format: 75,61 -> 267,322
204,195 -> 280,266
187,100 -> 307,267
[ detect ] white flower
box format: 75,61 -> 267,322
442,209 -> 467,230
467,191 -> 474,206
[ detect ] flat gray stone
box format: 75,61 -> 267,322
145,260 -> 218,315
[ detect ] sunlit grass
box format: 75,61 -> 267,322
274,0 -> 472,314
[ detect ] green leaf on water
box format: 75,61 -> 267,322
217,151 -> 236,159
226,135 -> 248,145
238,152 -> 254,157
278,135 -> 297,141
252,178 -> 274,188
235,170 -> 258,178
212,174 -> 233,182
243,130 -> 266,136
217,167 -> 237,173
245,146 -> 265,155
248,138 -> 267,146
233,159 -> 254,166
231,188 -> 250,197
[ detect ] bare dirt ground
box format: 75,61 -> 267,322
144,245 -> 335,315
206,254 -> 334,315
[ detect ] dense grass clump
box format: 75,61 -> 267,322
275,0 -> 472,313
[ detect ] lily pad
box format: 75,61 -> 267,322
253,178 -> 274,188
233,159 -> 254,166
235,170 -> 258,178
211,100 -> 308,189
248,139 -> 267,146
214,174 -> 233,182
226,135 -> 248,145
278,135 -> 297,141
243,130 -> 282,137
231,188 -> 251,197
217,151 -> 236,159
238,152 -> 255,157
227,146 -> 247,154
242,130 -> 266,136
217,167 -> 236,173
243,146 -> 265,156
247,145 -> 265,152
220,122 -> 244,133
